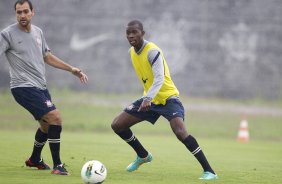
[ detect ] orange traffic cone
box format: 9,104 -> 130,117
237,119 -> 249,142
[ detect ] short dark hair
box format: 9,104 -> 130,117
14,0 -> 33,11
128,20 -> 144,31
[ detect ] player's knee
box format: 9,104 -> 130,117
43,110 -> 62,125
111,116 -> 124,133
52,116 -> 62,125
111,118 -> 119,132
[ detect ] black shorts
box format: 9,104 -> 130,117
11,87 -> 56,120
124,97 -> 185,124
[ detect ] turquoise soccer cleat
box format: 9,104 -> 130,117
126,153 -> 153,172
199,171 -> 219,180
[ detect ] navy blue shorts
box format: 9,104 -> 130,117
11,87 -> 56,120
124,97 -> 185,124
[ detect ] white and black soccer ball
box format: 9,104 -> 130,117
81,160 -> 107,184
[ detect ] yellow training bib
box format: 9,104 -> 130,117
130,42 -> 179,105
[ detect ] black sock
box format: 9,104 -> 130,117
30,128 -> 47,163
48,125 -> 62,167
116,129 -> 148,158
182,135 -> 215,174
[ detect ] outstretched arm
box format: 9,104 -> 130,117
44,52 -> 88,83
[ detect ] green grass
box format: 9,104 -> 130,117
0,130 -> 281,184
0,90 -> 282,183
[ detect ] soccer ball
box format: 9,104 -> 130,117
81,160 -> 107,184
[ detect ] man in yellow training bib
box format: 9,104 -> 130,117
111,20 -> 218,180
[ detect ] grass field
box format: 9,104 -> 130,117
0,90 -> 282,184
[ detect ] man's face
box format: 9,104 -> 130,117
15,2 -> 34,28
126,24 -> 144,48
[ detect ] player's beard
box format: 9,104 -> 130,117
19,19 -> 30,28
